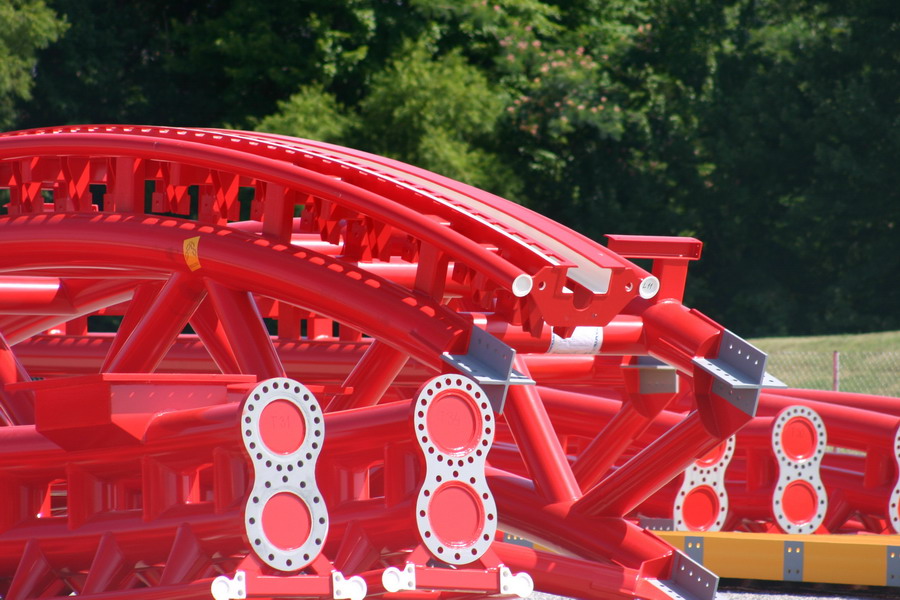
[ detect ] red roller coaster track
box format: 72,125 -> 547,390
0,125 -> 898,600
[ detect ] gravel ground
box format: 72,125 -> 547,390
717,590 -> 873,600
527,582 -> 888,600
528,593 -> 874,600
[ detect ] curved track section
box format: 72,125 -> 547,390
0,125 -> 779,599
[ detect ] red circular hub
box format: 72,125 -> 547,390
696,442 -> 727,468
260,400 -> 306,455
782,480 -> 818,524
261,492 -> 312,551
682,485 -> 720,531
426,390 -> 480,455
781,417 -> 817,461
428,482 -> 484,547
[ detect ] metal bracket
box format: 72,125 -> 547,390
502,532 -> 535,548
693,329 -> 766,416
651,550 -> 718,600
382,563 -> 416,593
623,356 -> 679,395
783,542 -> 804,581
332,571 -> 367,600
639,516 -> 675,531
443,325 -> 533,414
210,571 -> 246,600
683,536 -> 705,564
887,546 -> 900,587
499,565 -> 534,598
763,372 -> 788,388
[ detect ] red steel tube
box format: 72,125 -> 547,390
502,360 -> 581,503
0,214 -> 470,368
493,542 -> 659,600
0,277 -> 74,315
759,392 -> 899,452
0,133 -> 534,298
106,273 -> 206,374
326,341 -> 409,411
573,411 -> 724,517
205,281 -> 285,379
487,468 -> 673,573
768,387 -> 900,417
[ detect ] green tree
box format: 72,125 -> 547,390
354,37 -> 515,195
255,85 -> 358,144
687,0 -> 900,335
13,0 -> 900,337
13,0 -> 194,127
0,0 -> 67,128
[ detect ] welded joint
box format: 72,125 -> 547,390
783,542 -> 804,581
332,571 -> 367,600
498,565 -> 534,598
382,563 -> 416,593
651,551 -> 718,600
693,329 -> 767,416
210,571 -> 246,600
442,325 -> 533,414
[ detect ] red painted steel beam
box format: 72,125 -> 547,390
0,214 -> 470,369
0,131 -> 535,302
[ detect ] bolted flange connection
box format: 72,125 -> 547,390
674,436 -> 735,532
413,375 -> 498,565
241,378 -> 328,571
890,425 -> 900,533
772,405 -> 828,534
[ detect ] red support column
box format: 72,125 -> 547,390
502,359 -> 581,504
106,273 -> 206,373
573,411 -> 723,517
205,281 -> 285,379
326,341 -> 409,412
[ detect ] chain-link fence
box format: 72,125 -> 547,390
765,351 -> 900,397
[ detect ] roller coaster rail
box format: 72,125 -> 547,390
0,125 -> 898,600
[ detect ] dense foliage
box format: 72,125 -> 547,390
6,0 -> 899,337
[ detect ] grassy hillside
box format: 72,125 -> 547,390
750,330 -> 900,353
748,331 -> 900,396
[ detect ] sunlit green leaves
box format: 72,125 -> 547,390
0,0 -> 67,127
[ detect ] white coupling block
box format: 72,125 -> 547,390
382,563 -> 416,593
210,571 -> 246,600
332,571 -> 367,600
499,566 -> 534,598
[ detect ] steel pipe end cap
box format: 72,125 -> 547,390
639,275 -> 660,299
512,274 -> 533,297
